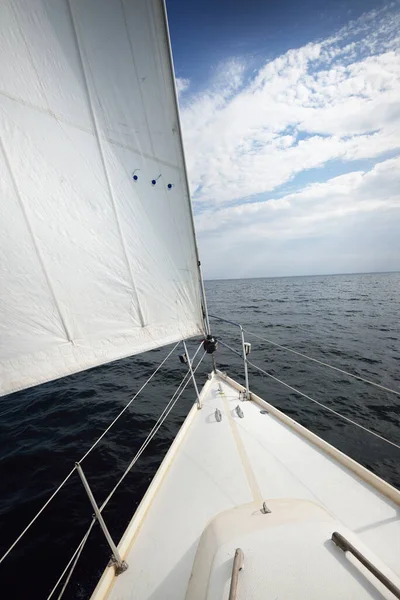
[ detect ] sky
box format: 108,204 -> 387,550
167,0 -> 400,279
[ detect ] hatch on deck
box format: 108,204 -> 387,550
186,499 -> 400,600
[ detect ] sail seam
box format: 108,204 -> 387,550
120,0 -> 190,287
0,136 -> 73,343
65,0 -> 145,327
0,90 -> 180,170
120,0 -> 156,164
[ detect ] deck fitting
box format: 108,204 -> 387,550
108,557 -> 128,575
235,405 -> 244,419
260,501 -> 271,514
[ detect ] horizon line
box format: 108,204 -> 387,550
204,270 -> 400,282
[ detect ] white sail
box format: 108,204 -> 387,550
0,0 -> 204,396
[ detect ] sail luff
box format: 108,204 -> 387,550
159,0 -> 211,335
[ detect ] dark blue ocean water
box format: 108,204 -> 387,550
0,272 -> 399,599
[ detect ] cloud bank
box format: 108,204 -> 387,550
176,77 -> 190,96
177,5 -> 400,278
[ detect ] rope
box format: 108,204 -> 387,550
100,348 -> 205,510
46,519 -> 96,600
0,341 -> 181,565
0,466 -> 76,565
246,359 -> 400,450
219,339 -> 242,359
243,328 -> 400,397
47,347 -> 206,599
79,341 -> 181,463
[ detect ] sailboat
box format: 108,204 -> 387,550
1,1 -> 399,599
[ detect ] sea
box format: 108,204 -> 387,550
0,272 -> 399,599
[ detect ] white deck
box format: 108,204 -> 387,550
92,371 -> 400,600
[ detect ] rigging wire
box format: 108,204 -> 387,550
245,358 -> 400,450
217,339 -> 400,450
46,347 -> 206,600
243,328 -> 400,397
46,519 -> 96,600
100,347 -> 205,511
0,341 -> 181,565
218,339 -> 240,360
0,466 -> 77,565
79,341 -> 181,463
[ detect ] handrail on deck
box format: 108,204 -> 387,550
332,532 -> 400,599
228,548 -> 244,600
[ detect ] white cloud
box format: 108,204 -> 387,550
179,6 -> 400,207
175,5 -> 400,277
176,77 -> 190,96
197,156 -> 400,278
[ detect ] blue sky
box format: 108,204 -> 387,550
167,0 -> 400,279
